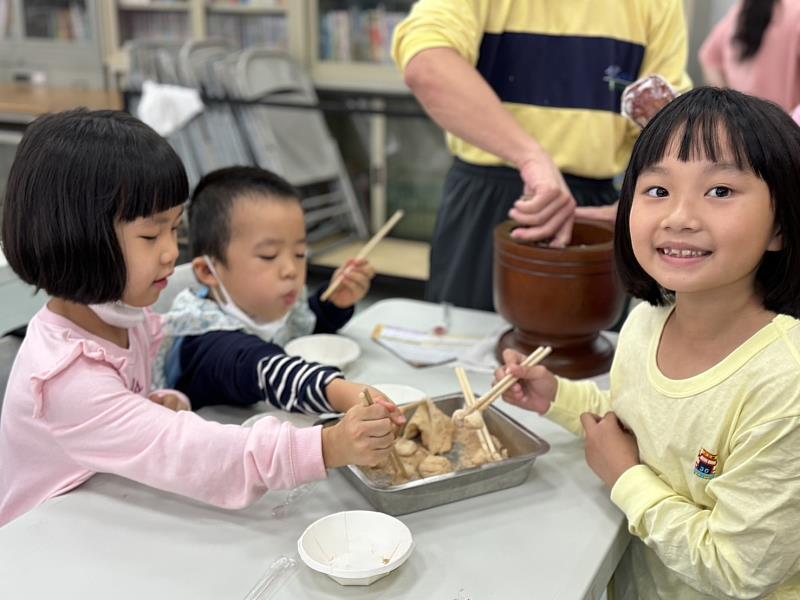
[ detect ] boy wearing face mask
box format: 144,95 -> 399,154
155,166 -> 394,419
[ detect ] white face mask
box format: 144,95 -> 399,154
203,256 -> 290,342
88,301 -> 147,329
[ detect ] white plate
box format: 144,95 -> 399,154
284,334 -> 360,370
372,383 -> 427,407
297,510 -> 414,586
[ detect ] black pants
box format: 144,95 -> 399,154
426,158 -> 618,311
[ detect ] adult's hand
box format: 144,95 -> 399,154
508,153 -> 576,247
575,202 -> 619,224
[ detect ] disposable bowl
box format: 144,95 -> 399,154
284,334 -> 360,370
297,510 -> 414,586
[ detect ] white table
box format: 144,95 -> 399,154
0,299 -> 628,599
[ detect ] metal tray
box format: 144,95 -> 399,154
336,393 -> 550,515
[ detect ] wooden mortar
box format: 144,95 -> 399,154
493,219 -> 625,378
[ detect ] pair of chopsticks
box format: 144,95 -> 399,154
320,210 -> 404,302
454,367 -> 500,461
360,388 -> 406,478
461,346 -> 552,417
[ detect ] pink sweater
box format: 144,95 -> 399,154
699,0 -> 800,112
0,307 -> 327,527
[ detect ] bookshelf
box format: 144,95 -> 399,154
102,1 -> 306,79
98,0 -> 441,263
309,0 -> 411,93
0,0 -> 105,87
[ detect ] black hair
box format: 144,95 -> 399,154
734,0 -> 780,60
615,87 -> 800,317
189,165 -> 300,265
1,109 -> 188,304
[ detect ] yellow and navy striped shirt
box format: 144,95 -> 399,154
392,0 -> 692,179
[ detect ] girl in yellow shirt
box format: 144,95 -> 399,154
500,88 -> 800,599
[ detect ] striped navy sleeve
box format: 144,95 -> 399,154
177,330 -> 342,414
256,353 -> 341,414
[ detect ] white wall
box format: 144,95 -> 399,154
711,0 -> 738,24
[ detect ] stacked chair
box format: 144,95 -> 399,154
125,39 -> 368,253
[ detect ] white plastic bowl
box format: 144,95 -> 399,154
284,334 -> 360,370
372,383 -> 427,407
297,510 -> 414,586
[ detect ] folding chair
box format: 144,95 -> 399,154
176,40 -> 254,173
125,39 -> 203,187
217,49 -> 368,250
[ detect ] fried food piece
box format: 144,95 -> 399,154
403,400 -> 454,454
418,454 -> 453,478
394,438 -> 418,457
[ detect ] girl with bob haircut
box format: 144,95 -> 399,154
498,88 -> 800,599
0,109 -> 397,527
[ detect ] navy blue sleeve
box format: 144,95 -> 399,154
176,330 -> 342,414
309,285 -> 355,334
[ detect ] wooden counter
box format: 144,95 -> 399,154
0,84 -> 122,122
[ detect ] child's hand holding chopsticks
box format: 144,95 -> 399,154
326,258 -> 375,308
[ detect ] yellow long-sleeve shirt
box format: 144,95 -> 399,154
392,0 -> 692,179
548,302 -> 800,599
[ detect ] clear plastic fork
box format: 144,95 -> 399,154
242,555 -> 297,600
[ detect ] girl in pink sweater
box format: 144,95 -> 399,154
0,110 -> 397,527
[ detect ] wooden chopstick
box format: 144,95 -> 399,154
455,367 -> 499,461
463,346 -> 552,416
320,210 -> 405,302
361,388 -> 406,477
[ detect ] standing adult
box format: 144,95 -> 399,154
699,0 -> 800,113
392,0 -> 691,310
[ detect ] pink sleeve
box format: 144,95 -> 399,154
40,356 -> 327,509
698,9 -> 734,70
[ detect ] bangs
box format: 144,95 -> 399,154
47,110 -> 189,223
615,87 -> 800,317
112,127 -> 189,221
630,91 -> 768,179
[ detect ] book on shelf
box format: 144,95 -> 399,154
207,0 -> 286,7
120,0 -> 186,6
319,7 -> 406,64
207,13 -> 287,49
22,3 -> 91,41
120,10 -> 190,42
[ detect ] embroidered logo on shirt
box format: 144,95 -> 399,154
693,448 -> 719,480
131,379 -> 143,394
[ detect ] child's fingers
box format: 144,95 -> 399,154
344,270 -> 372,291
147,392 -> 166,406
348,260 -> 375,279
368,431 -> 395,449
150,393 -> 187,412
501,348 -> 526,368
360,418 -> 394,438
356,403 -> 389,420
509,364 -> 549,382
580,412 -> 601,432
166,395 -> 185,411
373,397 -> 407,425
507,383 -> 524,400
